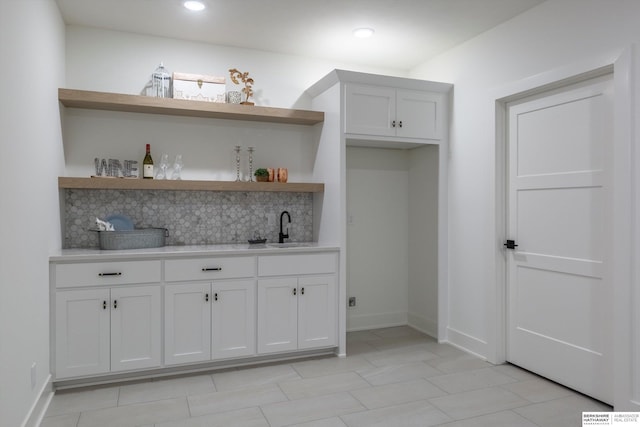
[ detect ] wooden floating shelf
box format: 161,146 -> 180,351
59,177 -> 324,193
58,89 -> 324,126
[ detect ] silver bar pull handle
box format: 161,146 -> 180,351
202,267 -> 222,272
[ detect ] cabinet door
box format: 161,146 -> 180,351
55,289 -> 110,378
165,283 -> 211,365
257,278 -> 298,354
110,286 -> 161,372
345,84 -> 396,137
297,275 -> 337,349
396,89 -> 444,140
211,280 -> 256,359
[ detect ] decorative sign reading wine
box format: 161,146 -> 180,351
94,158 -> 139,178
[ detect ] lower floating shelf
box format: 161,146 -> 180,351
58,177 -> 324,193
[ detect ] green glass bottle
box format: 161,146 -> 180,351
143,144 -> 154,179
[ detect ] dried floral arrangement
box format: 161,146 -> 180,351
229,68 -> 254,105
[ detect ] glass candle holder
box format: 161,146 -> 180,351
234,145 -> 241,181
247,147 -> 255,182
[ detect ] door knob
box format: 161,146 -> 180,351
504,240 -> 518,250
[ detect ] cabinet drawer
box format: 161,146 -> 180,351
258,253 -> 337,276
165,256 -> 255,282
55,260 -> 161,288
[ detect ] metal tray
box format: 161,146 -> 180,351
94,228 -> 168,250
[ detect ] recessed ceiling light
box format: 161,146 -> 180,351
353,27 -> 375,38
183,1 -> 205,11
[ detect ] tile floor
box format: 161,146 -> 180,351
41,326 -> 611,427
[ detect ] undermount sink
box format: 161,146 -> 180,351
266,242 -> 317,248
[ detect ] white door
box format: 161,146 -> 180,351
211,280 -> 256,359
506,74 -> 613,404
111,286 -> 162,372
297,275 -> 337,349
257,278 -> 298,354
55,289 -> 110,378
165,283 -> 211,365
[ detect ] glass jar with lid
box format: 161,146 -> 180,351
152,62 -> 172,98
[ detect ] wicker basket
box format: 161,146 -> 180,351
95,228 -> 168,250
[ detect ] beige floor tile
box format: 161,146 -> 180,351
261,391 -> 365,427
187,384 -> 287,417
292,355 -> 375,378
438,409 -> 538,427
341,400 -> 451,427
46,386 -> 119,417
345,340 -> 378,356
363,343 -> 440,367
43,327 -> 612,427
212,363 -> 300,391
501,378 -> 574,403
350,379 -> 447,409
372,326 -> 427,339
118,374 -> 215,405
491,363 -> 541,381
421,341 -> 469,358
367,334 -> 434,350
39,413 -> 81,427
426,354 -> 493,374
428,367 -> 517,393
290,417 -> 349,427
514,395 -> 612,427
279,372 -> 371,400
346,330 -> 382,342
358,361 -> 442,385
429,387 -> 529,420
154,406 -> 270,427
76,397 -> 189,427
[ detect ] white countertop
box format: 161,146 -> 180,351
50,243 -> 340,262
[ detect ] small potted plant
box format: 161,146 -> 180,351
254,168 -> 269,182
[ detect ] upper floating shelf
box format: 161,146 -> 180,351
58,89 -> 325,125
58,177 -> 324,193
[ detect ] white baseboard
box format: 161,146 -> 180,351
347,311 -> 408,332
22,374 -> 53,427
407,312 -> 437,339
446,326 -> 488,360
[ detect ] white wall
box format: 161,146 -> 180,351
408,144 -> 439,337
63,26 -> 408,182
0,1 -> 66,426
410,0 -> 640,409
345,144 -> 439,335
346,147 -> 410,330
66,26 -> 407,109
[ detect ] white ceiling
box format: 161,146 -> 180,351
55,0 -> 545,70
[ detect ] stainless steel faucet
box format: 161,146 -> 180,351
279,210 -> 291,243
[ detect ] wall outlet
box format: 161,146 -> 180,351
266,213 -> 276,227
31,363 -> 36,389
348,297 -> 356,307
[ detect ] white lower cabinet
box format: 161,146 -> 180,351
55,285 -> 161,379
211,280 -> 256,359
257,274 -> 336,354
164,279 -> 256,365
164,283 -> 211,365
52,250 -> 337,382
